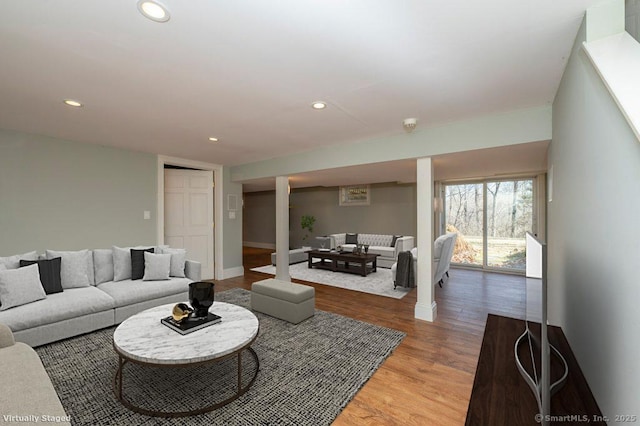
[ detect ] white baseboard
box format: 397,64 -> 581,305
222,266 -> 245,279
414,301 -> 437,322
243,241 -> 276,250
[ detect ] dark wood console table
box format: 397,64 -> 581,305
466,314 -> 604,425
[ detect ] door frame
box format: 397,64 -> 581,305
157,155 -> 223,280
440,174 -> 544,274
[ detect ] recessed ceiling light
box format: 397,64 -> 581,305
63,99 -> 83,107
137,0 -> 170,23
311,101 -> 327,110
208,137 -> 218,142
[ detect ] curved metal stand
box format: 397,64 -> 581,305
114,347 -> 259,417
514,329 -> 569,422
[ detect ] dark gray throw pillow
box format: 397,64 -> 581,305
131,248 -> 154,280
391,235 -> 403,247
345,233 -> 358,244
20,257 -> 63,294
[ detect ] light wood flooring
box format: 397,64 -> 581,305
214,247 -> 526,425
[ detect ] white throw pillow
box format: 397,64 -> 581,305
46,249 -> 91,289
0,251 -> 38,270
93,249 -> 114,285
161,248 -> 186,278
0,264 -> 47,310
112,246 -> 156,282
112,246 -> 132,282
143,252 -> 171,281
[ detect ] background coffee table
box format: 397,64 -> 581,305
113,301 -> 259,417
307,249 -> 379,277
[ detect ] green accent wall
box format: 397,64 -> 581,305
0,129 -> 157,255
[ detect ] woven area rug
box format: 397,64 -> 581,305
250,262 -> 412,299
36,288 -> 405,425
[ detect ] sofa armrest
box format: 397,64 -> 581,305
185,260 -> 202,281
395,236 -> 415,257
0,323 -> 15,348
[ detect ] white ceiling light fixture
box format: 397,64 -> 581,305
137,0 -> 170,23
63,99 -> 83,107
403,118 -> 418,133
208,137 -> 219,142
311,101 -> 327,110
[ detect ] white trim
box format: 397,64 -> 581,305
157,155 -> 224,280
416,157 -> 435,322
222,266 -> 245,279
414,301 -> 437,322
243,241 -> 276,250
582,33 -> 640,143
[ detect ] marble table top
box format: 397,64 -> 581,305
113,302 -> 259,365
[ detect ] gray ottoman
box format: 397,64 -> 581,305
251,279 -> 315,324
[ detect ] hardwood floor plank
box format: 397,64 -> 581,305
215,247 -> 529,425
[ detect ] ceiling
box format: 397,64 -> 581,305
0,1 -> 600,172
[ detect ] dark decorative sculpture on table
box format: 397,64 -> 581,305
189,281 -> 215,318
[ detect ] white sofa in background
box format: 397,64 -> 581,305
0,246 -> 201,347
327,233 -> 415,268
391,233 -> 457,287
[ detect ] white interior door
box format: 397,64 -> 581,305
164,169 -> 214,279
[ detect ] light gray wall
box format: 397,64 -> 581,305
222,166 -> 243,274
550,20 -> 640,418
243,183 -> 417,248
0,129 -> 157,255
242,190 -> 276,247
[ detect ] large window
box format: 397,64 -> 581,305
444,178 -> 535,272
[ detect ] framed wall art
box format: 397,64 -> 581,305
339,185 -> 370,206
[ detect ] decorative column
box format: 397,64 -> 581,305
415,157 -> 436,321
275,176 -> 291,282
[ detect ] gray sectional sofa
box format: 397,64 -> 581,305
0,246 -> 201,347
328,233 -> 415,268
0,323 -> 70,425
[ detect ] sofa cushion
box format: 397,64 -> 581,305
143,252 -> 171,281
97,277 -> 191,308
46,249 -> 93,289
345,233 -> 358,244
113,246 -> 156,282
0,264 -> 47,311
0,251 -> 38,270
112,246 -> 132,282
131,248 -> 154,280
0,342 -> 70,421
0,287 -> 115,331
19,257 -> 63,295
391,235 -> 403,247
358,234 -> 394,247
368,246 -> 395,258
161,248 -> 186,278
93,249 -> 114,285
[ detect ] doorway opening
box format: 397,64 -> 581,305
157,156 -> 223,280
442,178 -> 536,273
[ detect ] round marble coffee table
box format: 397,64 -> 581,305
113,301 -> 259,417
